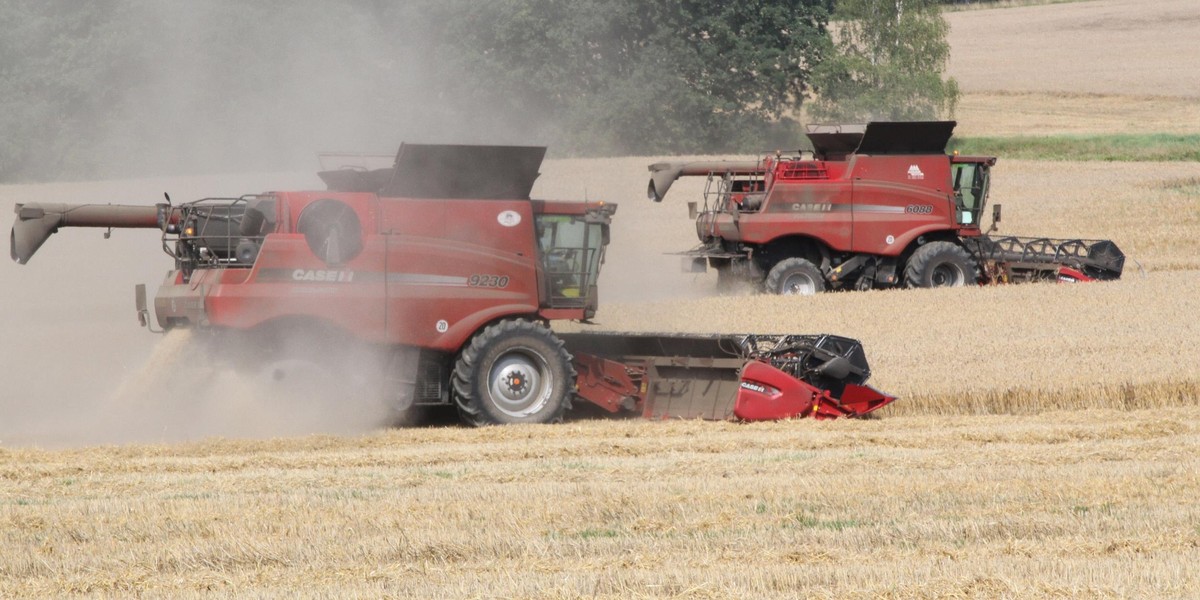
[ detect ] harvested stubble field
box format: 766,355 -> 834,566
3,0 -> 1200,597
4,412 -> 1200,598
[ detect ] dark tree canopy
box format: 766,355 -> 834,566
441,0 -> 835,155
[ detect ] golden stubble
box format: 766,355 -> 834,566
3,412 -> 1199,598
946,0 -> 1200,98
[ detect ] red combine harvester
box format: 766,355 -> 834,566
648,121 -> 1125,294
10,144 -> 894,425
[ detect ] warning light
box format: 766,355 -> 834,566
184,226 -> 195,236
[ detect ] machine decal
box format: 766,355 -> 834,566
468,274 -> 510,288
497,210 -> 522,227
851,205 -> 907,214
790,203 -> 833,212
386,273 -> 469,286
293,269 -> 355,283
772,203 -> 856,213
436,319 -> 449,333
907,164 -> 925,180
739,381 -> 768,394
905,204 -> 934,214
886,235 -> 895,245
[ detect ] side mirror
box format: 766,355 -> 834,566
687,201 -> 699,220
992,204 -> 1002,223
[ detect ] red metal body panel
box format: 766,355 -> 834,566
733,360 -> 821,420
846,155 -> 953,256
572,352 -> 642,413
704,154 -> 962,256
1056,266 -> 1094,282
733,361 -> 896,421
153,191 -> 594,350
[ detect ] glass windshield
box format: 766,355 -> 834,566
536,215 -> 605,307
952,163 -> 988,227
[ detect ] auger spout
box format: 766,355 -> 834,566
11,203 -> 168,264
647,161 -> 763,202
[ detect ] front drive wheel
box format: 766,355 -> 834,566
904,241 -> 979,288
764,258 -> 826,295
452,320 -> 575,426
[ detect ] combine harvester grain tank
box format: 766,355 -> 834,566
648,120 -> 1126,294
11,144 -> 895,426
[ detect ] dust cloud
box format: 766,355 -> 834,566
0,172 -> 402,448
11,2 -> 548,183
0,2 -> 537,446
0,328 -> 400,449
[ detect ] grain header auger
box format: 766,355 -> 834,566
648,120 -> 1126,294
10,144 -> 895,426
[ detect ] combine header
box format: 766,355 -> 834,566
648,121 -> 1125,294
10,144 -> 894,425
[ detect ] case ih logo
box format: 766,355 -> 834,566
906,165 -> 925,180
292,269 -> 355,283
739,381 -> 768,394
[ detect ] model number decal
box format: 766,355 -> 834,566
468,274 -> 510,288
905,204 -> 934,214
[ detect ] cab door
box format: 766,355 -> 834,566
952,162 -> 990,228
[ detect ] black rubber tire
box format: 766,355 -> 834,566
764,258 -> 826,295
452,320 -> 575,426
904,241 -> 979,288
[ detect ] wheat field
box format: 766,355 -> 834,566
3,0 -> 1200,597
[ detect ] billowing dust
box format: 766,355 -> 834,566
0,329 -> 398,448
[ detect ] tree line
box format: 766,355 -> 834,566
0,0 -> 956,182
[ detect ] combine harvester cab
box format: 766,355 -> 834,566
647,120 -> 1125,294
11,144 -> 895,426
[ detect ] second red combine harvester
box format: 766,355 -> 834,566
11,144 -> 894,425
648,121 -> 1125,294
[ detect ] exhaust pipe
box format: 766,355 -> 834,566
11,202 -> 167,264
646,161 -> 763,202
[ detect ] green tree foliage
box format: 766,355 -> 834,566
440,0 -> 835,155
809,0 -> 959,122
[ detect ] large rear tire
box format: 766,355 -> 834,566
904,241 -> 979,288
452,320 -> 575,426
764,258 -> 826,295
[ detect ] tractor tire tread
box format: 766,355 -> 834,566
451,319 -> 575,426
904,241 -> 979,288
764,257 -> 826,295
